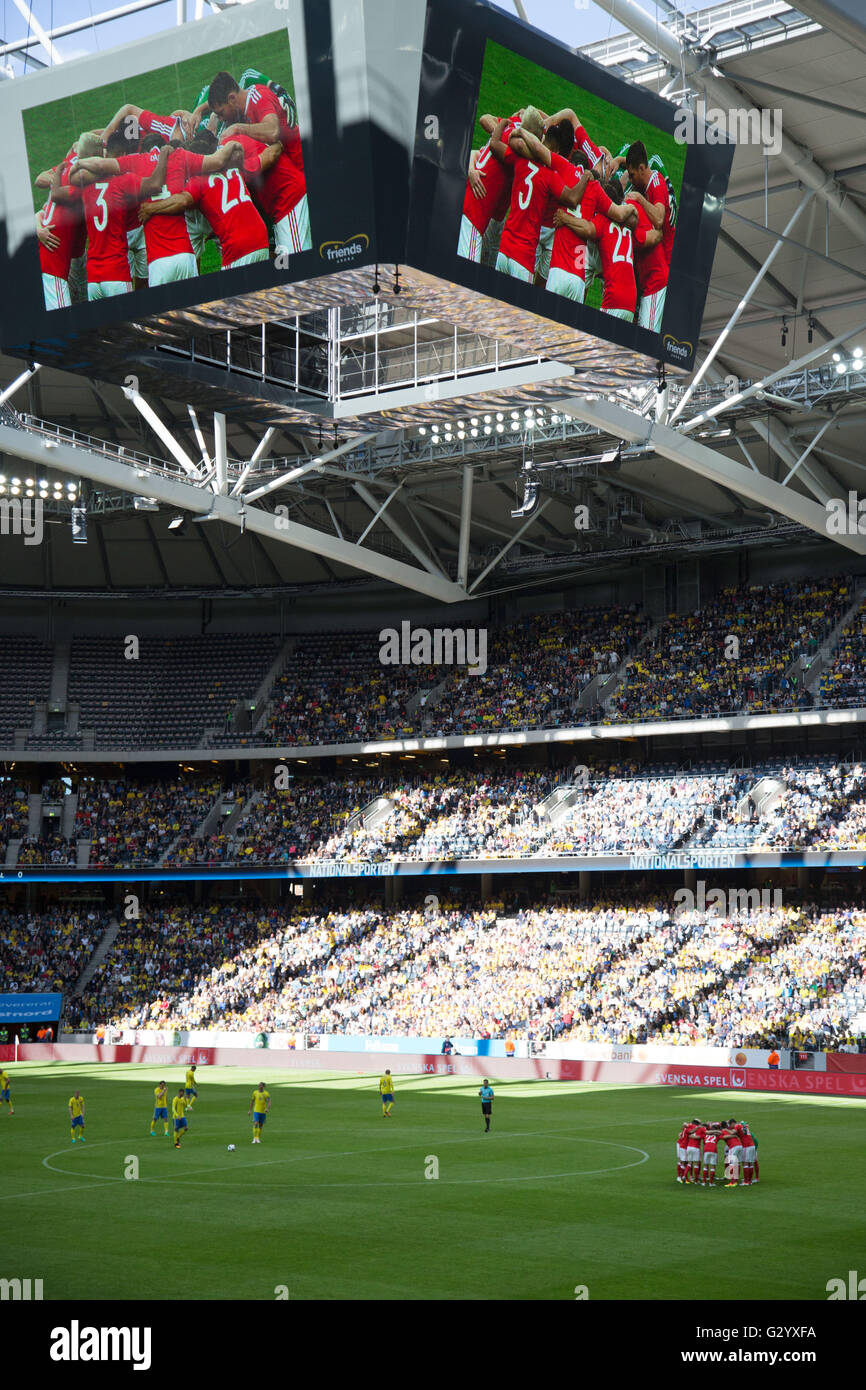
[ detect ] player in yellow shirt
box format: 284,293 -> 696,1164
0,1068 -> 12,1115
68,1090 -> 86,1142
248,1082 -> 270,1143
184,1065 -> 198,1110
150,1081 -> 169,1137
172,1089 -> 189,1148
378,1069 -> 395,1117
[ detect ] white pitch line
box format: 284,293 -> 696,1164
29,1130 -> 650,1195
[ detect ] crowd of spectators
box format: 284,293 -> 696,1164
820,601 -> 866,709
0,780 -> 30,862
4,889 -> 863,1053
420,607 -> 648,735
610,575 -> 852,722
0,905 -> 110,995
7,757 -> 866,864
17,835 -> 77,866
76,779 -> 222,867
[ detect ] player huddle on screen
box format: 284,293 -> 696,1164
676,1118 -> 759,1187
459,104 -> 676,332
34,67 -> 311,310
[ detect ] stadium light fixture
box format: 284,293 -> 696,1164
168,514 -> 187,532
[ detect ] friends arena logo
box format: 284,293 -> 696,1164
319,234 -> 370,264
662,334 -> 694,363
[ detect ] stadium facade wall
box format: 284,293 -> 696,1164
5,1043 -> 864,1096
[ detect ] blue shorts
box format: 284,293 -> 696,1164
184,1088 -> 197,1097
71,1115 -> 84,1127
253,1111 -> 267,1125
381,1093 -> 394,1103
174,1118 -> 187,1131
0,1089 -> 9,1101
153,1107 -> 168,1119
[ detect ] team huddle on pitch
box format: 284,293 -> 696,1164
677,1118 -> 759,1188
36,66 -> 311,310
459,104 -> 675,331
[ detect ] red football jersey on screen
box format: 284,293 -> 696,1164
498,148 -> 568,273
185,166 -> 269,267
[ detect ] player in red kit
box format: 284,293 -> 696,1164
512,129 -> 635,299
101,103 -> 185,149
625,140 -> 674,266
459,113 -> 522,264
74,140 -> 239,284
737,1122 -> 757,1186
139,132 -> 270,271
676,1121 -> 694,1183
550,177 -> 636,313
686,1118 -> 705,1183
35,153 -> 85,310
220,131 -> 304,259
491,120 -> 602,284
721,1119 -> 743,1187
700,1125 -> 723,1186
628,196 -> 668,332
208,73 -> 310,253
51,133 -> 132,299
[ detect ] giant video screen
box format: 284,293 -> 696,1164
410,0 -> 734,370
0,0 -> 377,354
26,30 -> 308,311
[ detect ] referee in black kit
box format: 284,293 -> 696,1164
479,1079 -> 494,1132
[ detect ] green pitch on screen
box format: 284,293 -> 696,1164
2,1063 -> 864,1301
474,41 -> 686,311
22,31 -> 295,279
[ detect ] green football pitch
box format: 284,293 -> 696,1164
2,1063 -> 864,1302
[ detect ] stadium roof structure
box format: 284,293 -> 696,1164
1,0 -> 866,600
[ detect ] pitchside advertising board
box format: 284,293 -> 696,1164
0,0 -> 731,374
0,992 -> 62,1040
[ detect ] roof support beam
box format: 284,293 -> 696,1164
0,422 -> 469,603
125,387 -> 202,481
457,464 -> 474,590
0,362 -> 40,409
680,316 -> 866,435
670,191 -> 816,423
554,394 -> 866,555
230,427 -> 275,497
353,480 -> 448,579
468,500 -> 551,593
